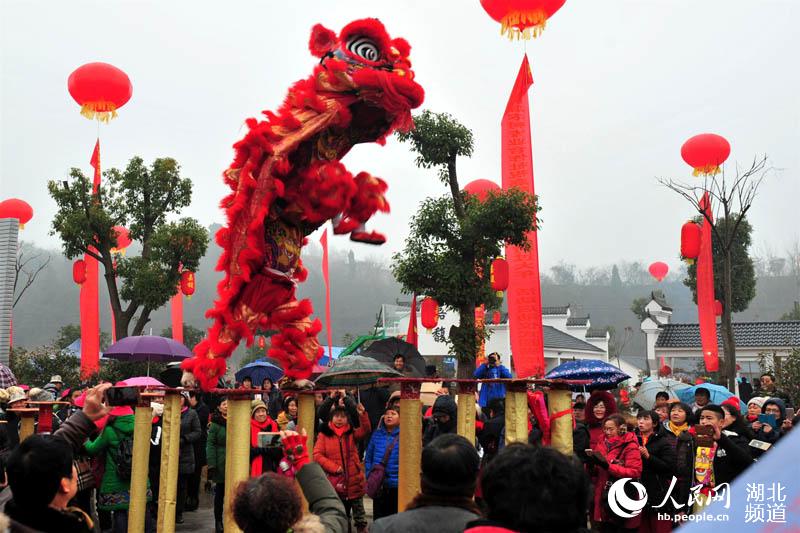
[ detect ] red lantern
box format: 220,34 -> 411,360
648,261 -> 669,282
481,0 -> 567,39
492,311 -> 502,325
464,179 -> 501,203
73,259 -> 87,285
110,226 -> 132,255
258,336 -> 266,349
491,257 -> 509,296
680,221 -> 701,263
658,365 -> 672,377
714,300 -> 723,317
0,198 -> 33,228
681,133 -> 730,176
68,62 -> 132,122
421,298 -> 439,332
180,271 -> 196,298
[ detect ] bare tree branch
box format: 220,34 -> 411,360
13,244 -> 52,308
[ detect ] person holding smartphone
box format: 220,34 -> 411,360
473,353 -> 512,408
249,400 -> 282,477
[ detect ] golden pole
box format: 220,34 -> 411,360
224,394 -> 252,533
456,382 -> 477,445
157,392 -> 181,532
398,382 -> 421,512
128,393 -> 155,533
504,381 -> 529,445
547,387 -> 574,455
17,411 -> 36,442
297,393 -> 316,459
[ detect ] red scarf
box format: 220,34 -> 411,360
250,416 -> 279,477
329,422 -> 350,437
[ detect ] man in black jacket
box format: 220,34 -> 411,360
423,395 -> 457,447
698,405 -> 753,485
636,410 -> 676,531
572,401 -> 591,463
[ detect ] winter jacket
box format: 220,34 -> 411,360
191,400 -> 210,466
759,398 -> 788,442
712,430 -> 753,485
465,519 -> 593,533
661,422 -> 695,513
313,411 -> 371,500
5,500 -> 93,533
295,462 -> 348,533
591,431 -> 642,528
573,422 -> 591,463
637,430 -> 676,509
372,505 -> 479,533
584,391 -> 617,451
277,411 -> 297,431
365,423 -> 400,489
53,411 -> 98,455
250,416 -> 281,477
422,395 -> 457,447
179,408 -> 201,475
473,363 -> 512,407
84,414 -> 150,510
206,412 -> 227,483
477,413 -> 505,465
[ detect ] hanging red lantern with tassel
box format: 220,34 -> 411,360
680,221 -> 701,263
68,62 -> 132,122
492,311 -> 502,325
180,271 -> 196,299
0,199 -> 33,229
421,298 -> 439,332
714,300 -> 723,317
491,257 -> 509,296
681,133 -> 730,177
72,260 -> 87,285
480,0 -> 567,40
110,226 -> 132,255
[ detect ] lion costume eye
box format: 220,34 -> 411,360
347,36 -> 380,62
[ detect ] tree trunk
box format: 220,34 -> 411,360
132,307 -> 153,337
456,303 -> 477,378
721,250 -> 737,392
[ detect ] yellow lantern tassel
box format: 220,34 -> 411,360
692,164 -> 721,177
501,9 -> 548,40
80,101 -> 119,122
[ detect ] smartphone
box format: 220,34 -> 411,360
105,386 -> 139,406
258,432 -> 281,448
785,407 -> 795,420
749,439 -> 772,451
693,424 -> 714,447
758,414 -> 778,430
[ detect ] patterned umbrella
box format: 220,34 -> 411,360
633,379 -> 690,410
314,355 -> 402,388
0,364 -> 17,388
545,359 -> 630,391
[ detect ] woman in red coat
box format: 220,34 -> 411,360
587,413 -> 643,532
313,397 -> 371,533
585,391 -> 618,450
249,400 -> 282,477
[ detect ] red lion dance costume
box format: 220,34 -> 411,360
182,19 -> 424,390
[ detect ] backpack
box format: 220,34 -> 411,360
113,434 -> 134,481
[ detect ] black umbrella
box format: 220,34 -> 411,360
362,337 -> 426,377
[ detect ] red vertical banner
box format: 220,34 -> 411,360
475,306 -> 486,367
80,139 -> 101,378
171,290 -> 184,344
501,55 -> 544,378
697,193 -> 719,371
320,229 -> 333,361
406,294 -> 418,347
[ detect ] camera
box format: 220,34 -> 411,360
105,386 -> 140,406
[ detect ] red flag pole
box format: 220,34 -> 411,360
320,229 -> 333,361
697,193 -> 719,372
80,139 -> 101,379
502,55 -> 545,378
406,294 -> 418,347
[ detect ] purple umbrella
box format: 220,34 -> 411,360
103,335 -> 192,375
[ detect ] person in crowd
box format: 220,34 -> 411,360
654,404 -> 669,426
359,385 -> 390,445
759,373 -> 792,406
365,405 -> 401,521
477,397 -> 506,466
691,387 -> 711,422
147,400 -> 164,522
277,396 -> 299,431
585,391 -> 617,449
636,410 -> 675,533
207,399 -> 228,533
738,376 -> 754,403
176,391 -> 201,524
654,391 -> 670,408
762,397 -> 793,438
186,391 -> 209,512
697,405 -> 753,486
586,413 -> 643,531
720,403 -> 755,452
57,388 -> 84,424
386,391 -> 401,412
84,404 -> 155,532
43,374 -> 64,399
422,394 -> 457,447
392,354 -> 407,373
261,378 -> 283,419
660,402 -> 694,519
314,399 -> 371,533
372,434 -> 480,533
250,400 -> 282,476
745,397 -> 767,425
575,393 -> 587,405
241,376 -> 253,389
573,401 -> 591,463
465,444 -> 591,533
473,352 -> 512,408
232,429 -> 347,533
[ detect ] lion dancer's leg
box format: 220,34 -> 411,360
333,171 -> 390,245
267,289 -> 323,388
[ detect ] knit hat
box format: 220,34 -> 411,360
747,397 -> 767,409
251,400 -> 268,418
721,396 -> 742,414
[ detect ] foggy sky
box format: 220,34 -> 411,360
2,0 -> 798,273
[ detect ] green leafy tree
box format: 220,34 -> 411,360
48,156 -> 209,342
54,324 -> 112,352
780,302 -> 800,321
10,345 -> 82,388
630,297 -> 650,322
660,155 -> 769,391
160,325 -> 206,350
394,111 -> 540,377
